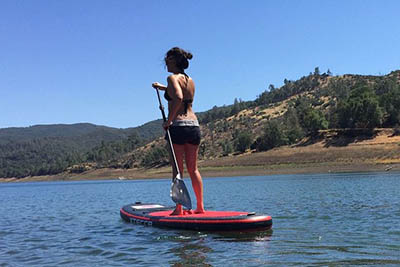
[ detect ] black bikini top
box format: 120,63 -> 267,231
164,91 -> 193,114
164,73 -> 193,114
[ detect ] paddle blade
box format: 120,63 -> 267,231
170,176 -> 192,210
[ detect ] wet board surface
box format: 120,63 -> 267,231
120,202 -> 272,231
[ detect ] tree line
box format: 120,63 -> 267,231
0,129 -> 145,179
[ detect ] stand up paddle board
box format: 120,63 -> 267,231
120,202 -> 272,231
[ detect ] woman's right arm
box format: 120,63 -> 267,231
152,82 -> 167,91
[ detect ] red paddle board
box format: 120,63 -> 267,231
120,202 -> 272,231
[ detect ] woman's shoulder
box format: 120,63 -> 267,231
167,74 -> 193,84
167,74 -> 179,83
168,73 -> 190,79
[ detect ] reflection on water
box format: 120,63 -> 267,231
169,237 -> 212,266
164,230 -> 273,266
1,172 -> 400,266
212,229 -> 273,242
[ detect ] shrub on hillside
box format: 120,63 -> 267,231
253,121 -> 288,152
221,142 -> 233,156
282,108 -> 305,143
234,131 -> 252,153
141,146 -> 169,167
336,86 -> 383,128
292,97 -> 328,135
379,85 -> 400,126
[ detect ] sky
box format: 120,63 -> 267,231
1,0 -> 399,129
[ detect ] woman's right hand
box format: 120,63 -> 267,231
152,82 -> 166,90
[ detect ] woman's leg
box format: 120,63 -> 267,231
184,144 -> 205,213
170,143 -> 185,215
171,143 -> 185,177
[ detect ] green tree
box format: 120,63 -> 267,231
337,86 -> 383,128
231,98 -> 240,115
254,120 -> 287,152
302,109 -> 328,135
234,131 -> 252,153
268,84 -> 275,92
221,142 -> 233,156
294,97 -> 328,135
379,85 -> 400,126
141,146 -> 169,167
314,67 -> 320,76
283,108 -> 305,143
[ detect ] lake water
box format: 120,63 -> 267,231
1,172 -> 400,266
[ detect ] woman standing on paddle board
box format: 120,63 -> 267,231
152,47 -> 205,215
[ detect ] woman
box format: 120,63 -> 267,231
152,47 -> 205,215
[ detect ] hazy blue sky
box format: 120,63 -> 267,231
1,0 -> 399,129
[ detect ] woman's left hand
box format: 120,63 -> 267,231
163,121 -> 172,130
152,82 -> 166,90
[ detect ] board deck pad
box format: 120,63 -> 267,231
149,210 -> 249,217
120,202 -> 272,231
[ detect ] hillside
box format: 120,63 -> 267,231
110,69 -> 400,169
0,122 -> 163,143
1,69 -> 400,179
0,122 -> 163,178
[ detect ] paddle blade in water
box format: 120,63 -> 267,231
170,176 -> 192,210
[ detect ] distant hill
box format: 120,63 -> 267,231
0,122 -> 163,144
0,122 -> 163,178
1,123 -> 125,144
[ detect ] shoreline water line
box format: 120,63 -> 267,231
1,161 -> 399,183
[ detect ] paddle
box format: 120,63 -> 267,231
154,88 -> 192,210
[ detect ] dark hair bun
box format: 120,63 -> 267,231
184,51 -> 193,60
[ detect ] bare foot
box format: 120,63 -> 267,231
183,209 -> 193,215
170,205 -> 183,216
194,208 -> 205,214
170,209 -> 183,216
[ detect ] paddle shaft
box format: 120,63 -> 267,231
155,88 -> 181,179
